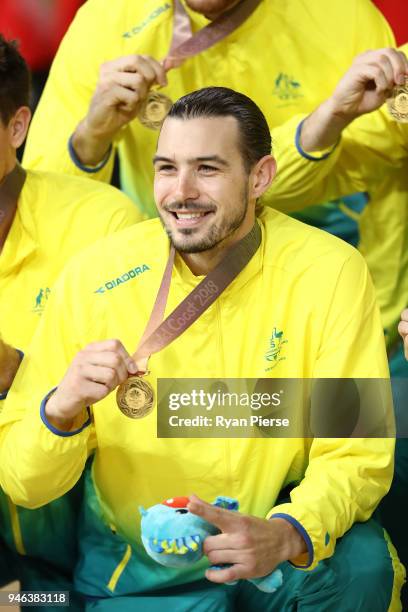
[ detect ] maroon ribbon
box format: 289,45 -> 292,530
163,0 -> 263,71
132,222 -> 261,373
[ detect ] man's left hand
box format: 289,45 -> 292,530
330,48 -> 408,121
300,48 -> 408,153
187,494 -> 306,583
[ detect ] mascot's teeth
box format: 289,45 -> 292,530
176,538 -> 189,554
148,535 -> 201,555
164,539 -> 179,554
185,536 -> 199,551
149,538 -> 165,553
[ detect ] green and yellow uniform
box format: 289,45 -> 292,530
24,0 -> 393,218
265,58 -> 408,600
267,42 -> 408,349
0,208 -> 403,609
0,168 -> 141,602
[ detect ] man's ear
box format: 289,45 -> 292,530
8,106 -> 31,149
250,155 -> 277,200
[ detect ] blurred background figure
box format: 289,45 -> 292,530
0,0 -> 84,110
373,0 -> 408,45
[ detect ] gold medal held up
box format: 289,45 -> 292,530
387,77 -> 408,123
138,91 -> 173,130
116,376 -> 155,419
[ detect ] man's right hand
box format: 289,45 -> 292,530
71,55 -> 167,167
300,48 -> 408,153
329,48 -> 408,121
398,309 -> 408,360
45,339 -> 137,430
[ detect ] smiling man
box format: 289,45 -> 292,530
152,109 -> 267,274
0,87 -> 403,610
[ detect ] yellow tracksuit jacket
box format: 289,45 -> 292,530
266,41 -> 408,347
0,207 -> 395,593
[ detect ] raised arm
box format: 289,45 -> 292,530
23,1 -> 165,180
300,47 -> 408,153
268,46 -> 408,212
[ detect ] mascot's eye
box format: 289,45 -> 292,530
175,509 -> 188,514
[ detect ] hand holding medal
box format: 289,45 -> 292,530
72,0 -> 263,165
43,220 -> 261,426
43,339 -> 138,431
138,0 -> 263,130
71,54 -> 168,165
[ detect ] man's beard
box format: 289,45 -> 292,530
159,187 -> 249,254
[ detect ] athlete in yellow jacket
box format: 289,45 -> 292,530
1,88 -> 403,610
263,44 -> 408,607
0,36 -> 141,604
22,0 -> 404,363
267,44 -> 408,351
23,0 -> 394,219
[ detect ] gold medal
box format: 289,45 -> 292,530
116,376 -> 155,419
138,91 -> 173,130
387,78 -> 408,123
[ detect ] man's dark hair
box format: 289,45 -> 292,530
167,86 -> 272,172
0,35 -> 31,125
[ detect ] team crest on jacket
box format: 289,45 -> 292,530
33,287 -> 51,315
272,73 -> 303,102
265,327 -> 287,371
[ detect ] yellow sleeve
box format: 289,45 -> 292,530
267,104 -> 408,213
268,44 -> 408,212
267,0 -> 397,210
82,182 -> 147,229
266,115 -> 343,212
23,1 -> 118,182
341,40 -> 408,176
0,259 -> 99,509
336,105 -> 408,183
268,249 -> 394,570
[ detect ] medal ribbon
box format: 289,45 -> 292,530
132,222 -> 262,373
163,0 -> 263,71
139,0 -> 263,127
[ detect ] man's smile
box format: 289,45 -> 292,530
166,208 -> 216,228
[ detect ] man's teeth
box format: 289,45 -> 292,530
176,212 -> 206,219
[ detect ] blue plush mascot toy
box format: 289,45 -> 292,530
140,495 -> 283,593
